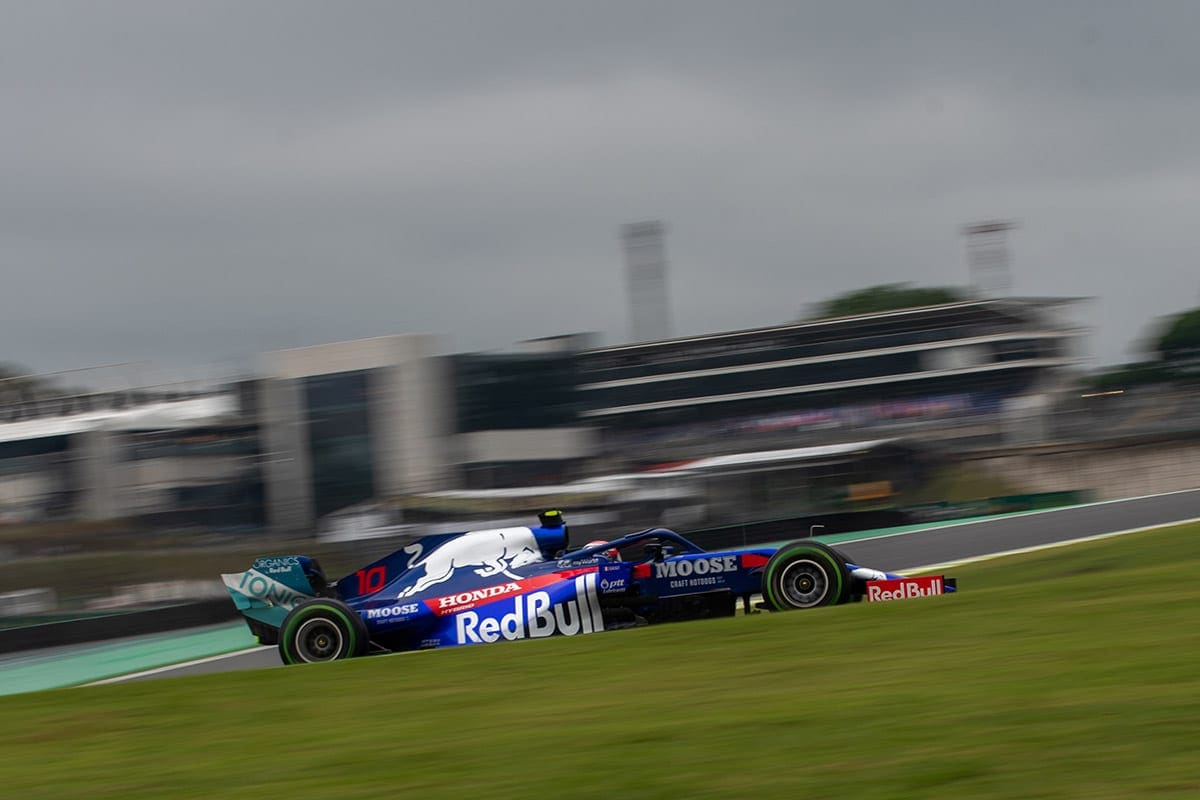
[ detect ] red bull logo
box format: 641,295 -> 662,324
454,574 -> 604,644
865,576 -> 945,602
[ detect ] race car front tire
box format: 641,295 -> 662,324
762,540 -> 851,611
278,599 -> 369,665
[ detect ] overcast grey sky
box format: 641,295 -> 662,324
4,1 -> 1199,379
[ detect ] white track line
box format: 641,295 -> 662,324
85,646 -> 270,686
904,516 -> 1200,573
833,487 -> 1200,546
88,492 -> 1200,683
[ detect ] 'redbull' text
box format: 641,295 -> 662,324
455,574 -> 603,644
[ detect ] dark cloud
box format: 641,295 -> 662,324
3,1 -> 1200,379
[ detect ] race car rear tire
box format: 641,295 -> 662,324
278,599 -> 369,665
762,540 -> 851,610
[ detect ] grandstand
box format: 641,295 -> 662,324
448,348 -> 596,489
0,298 -> 1089,532
0,382 -> 258,526
578,297 -> 1085,463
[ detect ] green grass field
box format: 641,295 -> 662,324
2,525 -> 1198,799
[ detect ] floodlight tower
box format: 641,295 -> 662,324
622,220 -> 673,343
963,220 -> 1018,296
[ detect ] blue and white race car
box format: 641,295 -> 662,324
221,512 -> 955,664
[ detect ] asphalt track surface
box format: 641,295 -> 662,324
835,488 -> 1200,570
116,489 -> 1200,683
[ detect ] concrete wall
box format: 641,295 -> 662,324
965,435 -> 1200,501
374,346 -> 451,495
457,428 -> 598,463
115,455 -> 250,514
264,335 -> 435,381
260,334 -> 449,532
258,376 -> 313,533
121,455 -> 246,486
75,429 -> 120,520
0,472 -> 54,502
0,473 -> 56,519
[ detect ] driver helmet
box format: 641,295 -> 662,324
584,540 -> 621,561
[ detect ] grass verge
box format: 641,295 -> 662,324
1,524 -> 1198,799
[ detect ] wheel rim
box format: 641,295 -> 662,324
778,559 -> 829,608
294,617 -> 344,662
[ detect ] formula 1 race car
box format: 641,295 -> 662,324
221,513 -> 956,664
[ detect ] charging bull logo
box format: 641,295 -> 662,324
397,527 -> 544,598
